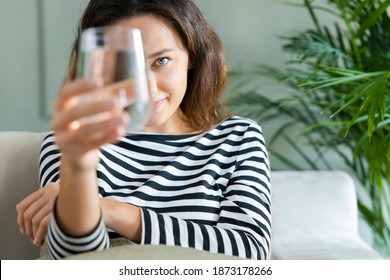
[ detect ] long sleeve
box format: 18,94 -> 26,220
46,203 -> 110,259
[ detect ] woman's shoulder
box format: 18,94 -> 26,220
213,116 -> 263,134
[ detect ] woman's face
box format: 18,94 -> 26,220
113,15 -> 190,134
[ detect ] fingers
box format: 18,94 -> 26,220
17,190 -> 44,235
55,111 -> 129,154
51,79 -> 131,158
16,183 -> 59,246
71,112 -> 129,143
51,96 -> 118,131
30,197 -> 56,241
23,197 -> 48,240
32,213 -> 52,247
52,79 -> 99,112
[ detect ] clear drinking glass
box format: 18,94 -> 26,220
76,26 -> 150,132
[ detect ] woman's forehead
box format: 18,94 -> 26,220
113,15 -> 186,52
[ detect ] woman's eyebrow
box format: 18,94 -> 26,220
148,48 -> 175,59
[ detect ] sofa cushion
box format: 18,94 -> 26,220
271,170 -> 359,233
272,229 -> 384,260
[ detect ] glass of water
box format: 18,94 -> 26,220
76,26 -> 150,132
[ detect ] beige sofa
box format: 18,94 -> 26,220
0,131 -> 384,260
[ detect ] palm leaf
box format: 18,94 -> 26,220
357,0 -> 390,37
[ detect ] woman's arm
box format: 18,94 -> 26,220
45,79 -> 129,259
55,159 -> 101,236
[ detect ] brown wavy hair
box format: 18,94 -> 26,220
67,0 -> 229,131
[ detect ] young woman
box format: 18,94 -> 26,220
17,0 -> 271,260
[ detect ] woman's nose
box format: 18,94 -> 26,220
148,72 -> 158,98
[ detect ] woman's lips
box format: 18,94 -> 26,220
152,98 -> 166,110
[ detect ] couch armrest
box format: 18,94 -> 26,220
0,132 -> 46,259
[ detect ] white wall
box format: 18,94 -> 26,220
0,0 -> 88,132
0,1 -> 44,131
196,0 -> 312,67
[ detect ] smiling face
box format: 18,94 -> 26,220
113,15 -> 191,135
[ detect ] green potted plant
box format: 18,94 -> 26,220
226,0 -> 390,257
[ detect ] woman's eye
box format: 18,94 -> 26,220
154,57 -> 169,66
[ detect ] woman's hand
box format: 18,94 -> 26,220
51,79 -> 129,171
16,183 -> 60,246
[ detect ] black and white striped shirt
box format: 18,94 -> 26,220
40,116 -> 271,259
